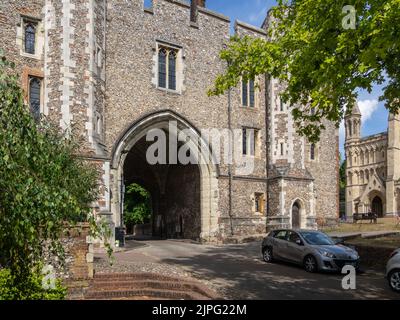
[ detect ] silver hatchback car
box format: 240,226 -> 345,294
385,248 -> 400,293
261,229 -> 360,273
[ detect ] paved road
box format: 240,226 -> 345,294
102,239 -> 399,300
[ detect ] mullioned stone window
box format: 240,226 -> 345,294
17,16 -> 43,60
158,46 -> 177,91
24,21 -> 36,54
242,127 -> 259,156
242,79 -> 255,107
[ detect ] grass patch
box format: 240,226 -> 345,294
345,235 -> 400,249
322,217 -> 400,233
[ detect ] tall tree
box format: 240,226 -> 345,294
209,0 -> 400,142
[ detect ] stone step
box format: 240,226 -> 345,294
84,288 -> 208,300
90,280 -> 216,299
86,272 -> 219,300
93,272 -> 185,282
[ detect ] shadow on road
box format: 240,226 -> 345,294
157,243 -> 396,300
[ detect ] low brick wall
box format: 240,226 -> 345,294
44,223 -> 94,299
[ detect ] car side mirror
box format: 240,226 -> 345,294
296,239 -> 303,246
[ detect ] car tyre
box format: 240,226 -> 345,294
262,247 -> 274,263
388,269 -> 400,293
304,255 -> 318,273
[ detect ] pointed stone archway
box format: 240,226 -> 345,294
371,196 -> 383,218
110,110 -> 220,242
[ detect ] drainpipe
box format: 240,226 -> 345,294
227,85 -> 234,236
265,74 -> 270,232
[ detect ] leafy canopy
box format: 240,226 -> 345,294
209,0 -> 400,142
0,52 -> 105,281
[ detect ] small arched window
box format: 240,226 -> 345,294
348,120 -> 352,136
29,77 -> 41,121
310,143 -> 316,160
25,23 -> 36,54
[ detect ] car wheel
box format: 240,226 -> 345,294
262,247 -> 273,263
388,269 -> 400,293
304,255 -> 318,273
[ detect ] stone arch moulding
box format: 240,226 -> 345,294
110,109 -> 220,242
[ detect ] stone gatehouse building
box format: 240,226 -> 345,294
345,104 -> 400,217
0,0 -> 338,242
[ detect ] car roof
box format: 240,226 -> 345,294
274,229 -> 321,233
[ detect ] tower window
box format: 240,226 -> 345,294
280,98 -> 284,111
24,21 -> 37,54
158,46 -> 178,91
280,143 -> 284,156
29,76 -> 41,121
242,78 -> 255,107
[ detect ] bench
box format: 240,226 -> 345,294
353,212 -> 377,224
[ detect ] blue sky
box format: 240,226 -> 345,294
206,0 -> 389,156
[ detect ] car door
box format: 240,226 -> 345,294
284,231 -> 305,264
271,230 -> 289,259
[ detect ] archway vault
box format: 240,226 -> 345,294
110,110 -> 220,242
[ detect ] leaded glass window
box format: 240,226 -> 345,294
242,78 -> 255,107
242,128 -> 258,156
158,48 -> 167,89
168,50 -> 176,90
25,22 -> 36,54
158,46 -> 178,91
249,79 -> 255,107
29,77 -> 41,121
242,128 -> 247,155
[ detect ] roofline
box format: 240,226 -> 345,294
234,20 -> 267,36
166,0 -> 231,23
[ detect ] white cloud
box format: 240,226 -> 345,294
358,99 -> 379,122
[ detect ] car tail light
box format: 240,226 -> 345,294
389,250 -> 399,259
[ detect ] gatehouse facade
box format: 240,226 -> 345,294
0,0 -> 339,242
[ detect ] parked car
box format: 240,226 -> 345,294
261,229 -> 360,273
385,248 -> 400,293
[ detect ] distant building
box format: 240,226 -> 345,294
345,104 -> 400,217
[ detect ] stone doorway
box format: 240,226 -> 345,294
292,202 -> 301,229
371,196 -> 383,218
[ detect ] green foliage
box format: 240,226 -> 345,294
0,52 -> 113,292
0,268 -> 66,300
339,160 -> 347,189
124,183 -> 152,231
209,0 -> 400,142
